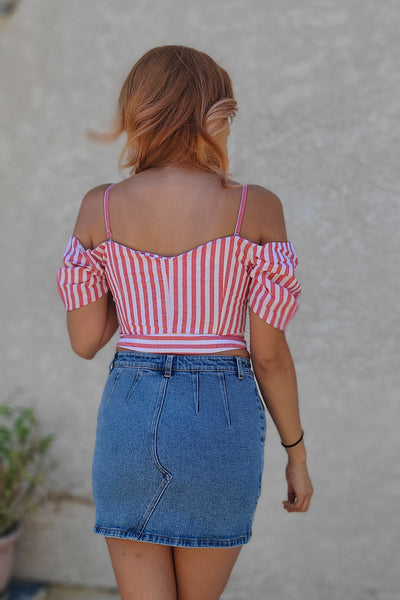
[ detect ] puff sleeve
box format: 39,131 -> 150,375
248,241 -> 301,330
57,235 -> 109,310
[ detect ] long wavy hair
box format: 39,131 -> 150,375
91,45 -> 238,185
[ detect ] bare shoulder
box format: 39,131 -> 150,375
72,184 -> 111,248
247,184 -> 287,243
77,183 -> 110,220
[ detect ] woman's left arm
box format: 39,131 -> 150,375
62,186 -> 119,359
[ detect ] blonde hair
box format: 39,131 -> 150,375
92,46 -> 238,185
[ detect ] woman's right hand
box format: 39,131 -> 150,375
282,460 -> 313,513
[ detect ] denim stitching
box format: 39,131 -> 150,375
193,371 -> 199,415
218,372 -> 231,428
136,477 -> 172,538
93,525 -> 250,547
114,364 -> 252,375
105,370 -> 120,410
123,368 -> 142,405
136,374 -> 173,535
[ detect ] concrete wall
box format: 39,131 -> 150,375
1,0 -> 399,598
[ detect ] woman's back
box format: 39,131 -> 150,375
62,167 -> 300,355
85,167 -> 282,256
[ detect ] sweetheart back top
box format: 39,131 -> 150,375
57,184 -> 301,354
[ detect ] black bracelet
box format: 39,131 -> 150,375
281,430 -> 304,448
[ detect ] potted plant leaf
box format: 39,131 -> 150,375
0,404 -> 54,595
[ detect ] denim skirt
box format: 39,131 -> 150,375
92,351 -> 266,548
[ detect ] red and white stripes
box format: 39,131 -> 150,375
105,236 -> 253,353
57,238 -> 109,309
57,234 -> 301,354
248,241 -> 301,331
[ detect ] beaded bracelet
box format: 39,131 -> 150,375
281,430 -> 304,448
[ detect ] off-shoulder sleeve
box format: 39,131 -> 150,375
57,235 -> 109,310
247,241 -> 301,330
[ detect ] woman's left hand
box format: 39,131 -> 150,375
283,460 -> 313,513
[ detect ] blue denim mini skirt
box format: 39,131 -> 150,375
92,351 -> 266,548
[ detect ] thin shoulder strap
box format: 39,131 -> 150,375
104,183 -> 115,240
234,185 -> 248,236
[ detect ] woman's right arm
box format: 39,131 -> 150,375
249,313 -> 313,512
58,186 -> 119,359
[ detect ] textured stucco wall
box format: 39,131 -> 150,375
1,1 -> 399,598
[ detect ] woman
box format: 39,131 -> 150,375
57,45 -> 313,600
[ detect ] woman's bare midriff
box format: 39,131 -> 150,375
116,347 -> 251,359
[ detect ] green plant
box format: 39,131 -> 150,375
0,404 -> 54,537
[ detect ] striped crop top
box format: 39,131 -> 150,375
57,184 -> 301,354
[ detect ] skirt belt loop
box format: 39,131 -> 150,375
235,356 -> 244,379
164,354 -> 174,377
